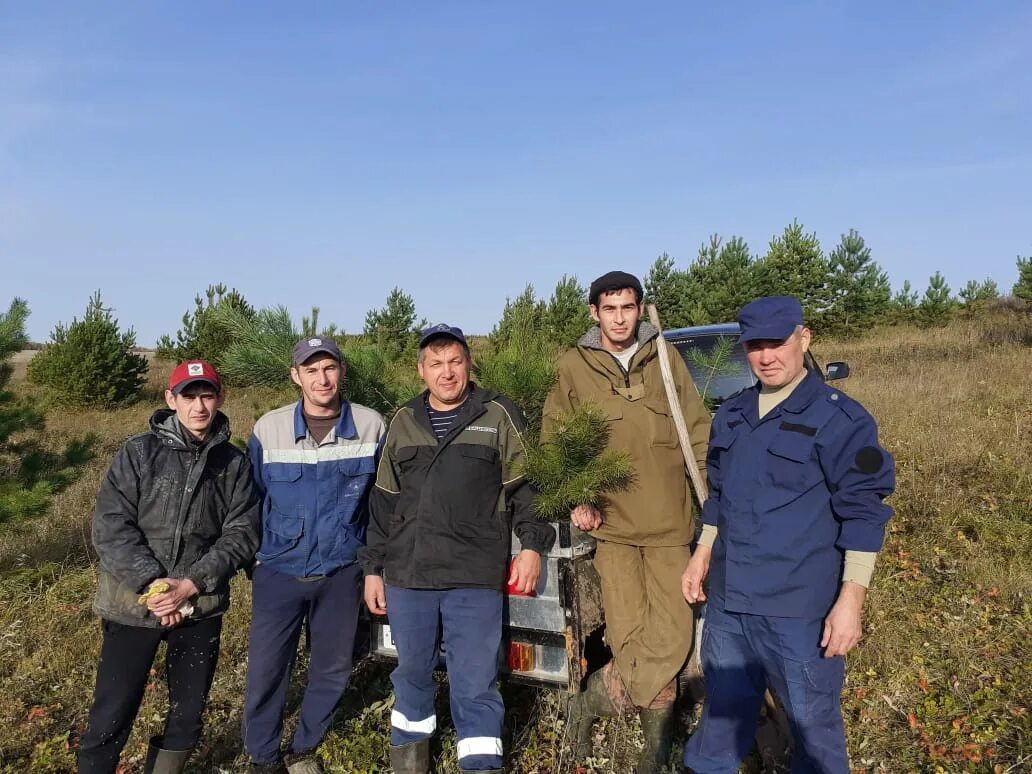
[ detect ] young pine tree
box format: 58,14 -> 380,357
1013,255 -> 1032,303
644,253 -> 694,328
155,283 -> 254,365
917,272 -> 955,328
824,229 -> 892,336
752,221 -> 830,329
687,235 -> 757,324
27,291 -> 148,407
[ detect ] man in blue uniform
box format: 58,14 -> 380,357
681,296 -> 895,774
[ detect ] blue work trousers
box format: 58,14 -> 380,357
242,563 -> 362,765
385,585 -> 504,772
683,604 -> 848,774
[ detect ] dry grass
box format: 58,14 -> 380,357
1,311 -> 1030,772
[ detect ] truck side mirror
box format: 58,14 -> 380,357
825,361 -> 849,381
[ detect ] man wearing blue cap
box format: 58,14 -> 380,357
243,338 -> 387,774
360,324 -> 555,774
682,296 -> 895,773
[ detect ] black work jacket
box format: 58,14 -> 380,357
360,386 -> 555,590
91,410 -> 261,626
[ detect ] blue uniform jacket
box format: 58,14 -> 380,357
704,371 -> 895,618
247,400 -> 386,577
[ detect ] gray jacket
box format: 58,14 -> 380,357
91,409 -> 260,627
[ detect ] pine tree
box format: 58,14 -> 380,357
1,298 -> 94,524
958,278 -> 999,312
752,221 -> 830,329
823,229 -> 891,337
363,287 -> 423,359
889,280 -> 919,324
544,275 -> 592,348
643,253 -> 693,328
155,283 -> 255,365
1014,255 -> 1032,303
917,272 -> 955,328
27,291 -> 148,407
490,285 -> 547,347
687,235 -> 757,324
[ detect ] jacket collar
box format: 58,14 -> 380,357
150,409 -> 230,450
577,319 -> 660,351
406,382 -> 495,441
730,369 -> 823,426
292,399 -> 357,442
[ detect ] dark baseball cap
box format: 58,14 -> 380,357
292,337 -> 343,365
168,360 -> 221,394
418,323 -> 468,349
589,271 -> 644,306
737,296 -> 804,344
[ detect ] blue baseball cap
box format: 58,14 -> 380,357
292,336 -> 343,365
419,323 -> 468,349
737,296 -> 804,344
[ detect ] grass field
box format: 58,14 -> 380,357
1,311 -> 1029,772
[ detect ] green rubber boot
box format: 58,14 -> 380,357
143,736 -> 191,774
566,669 -> 619,760
636,705 -> 675,774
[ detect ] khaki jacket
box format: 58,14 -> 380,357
541,321 -> 710,546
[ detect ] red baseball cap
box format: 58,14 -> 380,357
168,360 -> 222,394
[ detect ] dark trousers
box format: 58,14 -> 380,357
242,563 -> 362,765
386,585 -> 504,772
683,604 -> 848,774
77,616 -> 223,774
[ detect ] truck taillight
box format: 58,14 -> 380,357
506,642 -> 535,672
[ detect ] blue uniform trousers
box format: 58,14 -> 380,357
243,563 -> 362,765
386,585 -> 504,772
683,604 -> 848,774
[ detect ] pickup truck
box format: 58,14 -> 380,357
369,322 -> 848,692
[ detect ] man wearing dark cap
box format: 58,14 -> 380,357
80,361 -> 260,774
541,272 -> 711,773
243,338 -> 386,774
682,296 -> 895,773
360,325 -> 555,774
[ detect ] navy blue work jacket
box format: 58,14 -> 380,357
703,371 -> 895,618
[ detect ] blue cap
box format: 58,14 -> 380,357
737,296 -> 804,344
419,323 -> 468,348
292,336 -> 343,365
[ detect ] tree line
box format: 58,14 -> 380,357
13,229 -> 1032,414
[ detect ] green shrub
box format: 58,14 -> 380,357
27,291 -> 147,407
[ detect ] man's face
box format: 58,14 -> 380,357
744,327 -> 811,389
590,288 -> 642,351
165,384 -> 223,440
418,340 -> 471,407
291,355 -> 343,410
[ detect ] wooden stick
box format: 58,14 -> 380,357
646,304 -> 708,504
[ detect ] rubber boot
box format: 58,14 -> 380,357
389,739 -> 430,774
566,669 -> 619,759
636,706 -> 675,774
143,736 -> 191,774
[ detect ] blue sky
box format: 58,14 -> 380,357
3,2 -> 1030,343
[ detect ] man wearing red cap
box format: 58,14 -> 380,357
79,361 -> 261,774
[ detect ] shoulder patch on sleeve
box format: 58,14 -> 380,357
854,446 -> 885,474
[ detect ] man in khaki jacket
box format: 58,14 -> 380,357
542,271 -> 710,772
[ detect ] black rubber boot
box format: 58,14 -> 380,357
566,669 -> 619,760
389,739 -> 430,774
636,706 -> 675,774
143,736 -> 192,774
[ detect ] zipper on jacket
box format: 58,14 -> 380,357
608,353 -> 631,388
169,446 -> 201,568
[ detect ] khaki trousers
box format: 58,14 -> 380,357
593,540 -> 694,707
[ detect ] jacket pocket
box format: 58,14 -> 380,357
644,397 -> 678,447
763,433 -> 822,502
267,462 -> 303,486
259,511 -> 303,559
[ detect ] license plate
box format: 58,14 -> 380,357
382,624 -> 395,649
